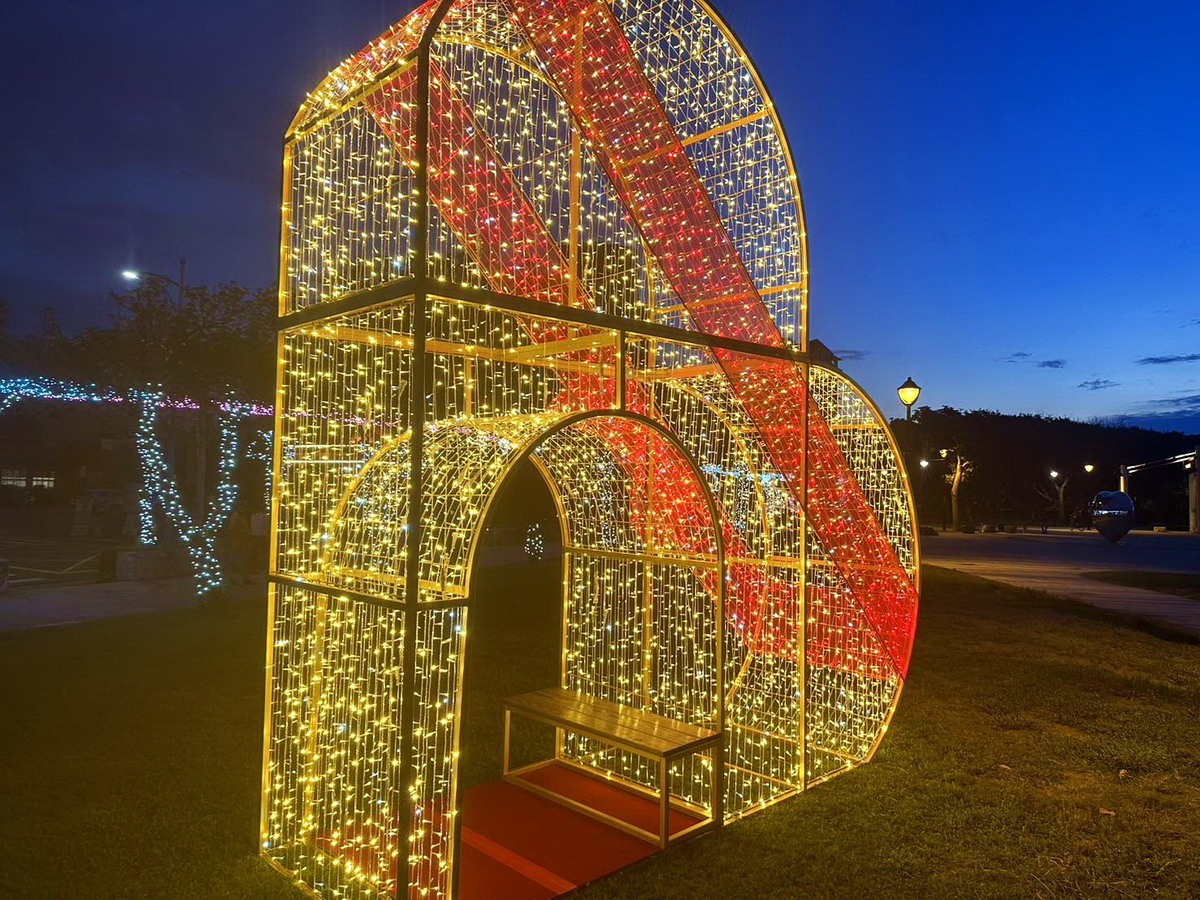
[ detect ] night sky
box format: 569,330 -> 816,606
2,1 -> 1198,431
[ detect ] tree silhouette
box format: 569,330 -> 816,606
897,406 -> 1198,528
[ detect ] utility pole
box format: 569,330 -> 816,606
1191,446 -> 1199,535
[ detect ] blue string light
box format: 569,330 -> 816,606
0,377 -> 270,598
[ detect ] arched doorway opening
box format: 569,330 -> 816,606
456,413 -> 726,896
456,455 -> 562,796
318,411 -> 725,896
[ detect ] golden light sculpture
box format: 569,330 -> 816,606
262,0 -> 920,896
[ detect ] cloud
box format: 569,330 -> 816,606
995,352 -> 1067,369
1120,393 -> 1200,435
1156,393 -> 1200,407
1120,409 -> 1200,435
1078,379 -> 1118,391
1136,353 -> 1200,365
833,348 -> 869,360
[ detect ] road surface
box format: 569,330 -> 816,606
922,530 -> 1200,634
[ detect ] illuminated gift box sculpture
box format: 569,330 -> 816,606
261,0 -> 919,896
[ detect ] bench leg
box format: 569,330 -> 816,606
659,756 -> 670,849
502,708 -> 512,775
712,741 -> 724,829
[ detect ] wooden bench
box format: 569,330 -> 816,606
502,687 -> 723,848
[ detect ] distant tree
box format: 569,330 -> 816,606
47,282 -> 276,402
905,407 -> 984,530
0,301 -> 8,370
40,307 -> 65,343
2,282 -> 276,528
897,406 -> 1198,529
0,307 -> 75,380
1034,473 -> 1069,523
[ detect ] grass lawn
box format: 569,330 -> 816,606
1,565 -> 1199,898
1082,570 -> 1200,602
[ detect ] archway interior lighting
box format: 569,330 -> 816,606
261,0 -> 920,896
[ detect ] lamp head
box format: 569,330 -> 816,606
897,376 -> 921,409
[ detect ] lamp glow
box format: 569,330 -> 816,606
897,376 -> 921,421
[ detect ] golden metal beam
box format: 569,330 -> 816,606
680,108 -> 771,147
563,544 -> 720,570
295,325 -> 612,375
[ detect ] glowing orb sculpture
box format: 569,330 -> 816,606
261,0 -> 919,896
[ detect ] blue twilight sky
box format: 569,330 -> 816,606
0,0 -> 1197,431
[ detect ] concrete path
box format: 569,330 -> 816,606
922,531 -> 1200,635
0,578 -> 203,633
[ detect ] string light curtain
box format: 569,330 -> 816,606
263,0 -> 919,896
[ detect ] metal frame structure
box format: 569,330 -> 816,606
1120,448 -> 1199,533
261,0 -> 920,896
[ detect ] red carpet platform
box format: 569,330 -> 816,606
459,762 -> 702,898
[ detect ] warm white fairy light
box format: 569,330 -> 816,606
262,1 -> 917,897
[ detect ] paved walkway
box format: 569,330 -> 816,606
923,531 -> 1200,635
0,578 -> 204,633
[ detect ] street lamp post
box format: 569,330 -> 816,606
121,258 -> 187,309
897,377 -> 921,422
